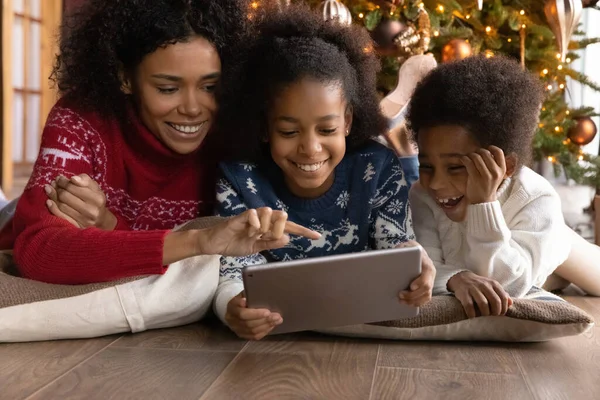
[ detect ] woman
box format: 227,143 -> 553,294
0,0 -> 317,286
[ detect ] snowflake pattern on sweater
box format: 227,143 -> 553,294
216,141 -> 415,283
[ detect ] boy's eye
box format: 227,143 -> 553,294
157,87 -> 177,94
418,164 -> 433,171
448,165 -> 466,173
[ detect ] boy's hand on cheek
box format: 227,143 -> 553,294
225,292 -> 283,340
461,146 -> 507,204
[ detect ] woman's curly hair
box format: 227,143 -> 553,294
407,55 -> 544,167
52,0 -> 250,120
217,4 -> 388,162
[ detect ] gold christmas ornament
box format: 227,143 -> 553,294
568,116 -> 598,146
392,8 -> 431,58
544,0 -> 582,62
441,39 -> 473,63
319,0 -> 352,26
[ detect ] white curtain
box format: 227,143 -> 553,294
567,9 -> 600,156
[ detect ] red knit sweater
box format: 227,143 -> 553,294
0,100 -> 218,284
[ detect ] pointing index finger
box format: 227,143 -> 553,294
284,221 -> 321,240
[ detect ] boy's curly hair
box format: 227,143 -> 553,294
52,0 -> 249,120
407,55 -> 544,167
217,4 -> 388,162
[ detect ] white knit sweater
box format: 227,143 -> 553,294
410,167 -> 570,298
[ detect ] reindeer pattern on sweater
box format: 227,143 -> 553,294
216,142 -> 415,283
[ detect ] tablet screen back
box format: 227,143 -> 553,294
243,246 -> 421,335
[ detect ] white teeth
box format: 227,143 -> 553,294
436,196 -> 462,204
170,123 -> 203,133
295,161 -> 325,172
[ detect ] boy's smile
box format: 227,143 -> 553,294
267,79 -> 351,199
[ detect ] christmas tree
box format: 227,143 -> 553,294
250,0 -> 600,188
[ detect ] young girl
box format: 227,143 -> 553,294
407,55 -> 600,319
212,5 -> 435,340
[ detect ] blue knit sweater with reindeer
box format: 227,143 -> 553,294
215,141 -> 415,283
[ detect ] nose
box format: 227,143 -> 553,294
299,132 -> 322,157
428,170 -> 446,191
178,89 -> 203,117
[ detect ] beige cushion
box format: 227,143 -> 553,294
318,289 -> 594,342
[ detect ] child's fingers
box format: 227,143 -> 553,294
469,288 -> 493,317
469,152 -> 491,180
488,146 -> 506,171
400,291 -> 431,307
237,307 -> 272,321
238,322 -> 276,340
399,284 -> 430,302
491,282 -> 511,315
46,199 -> 80,227
482,286 -> 503,316
242,317 -> 272,329
284,221 -> 321,240
455,291 -> 477,319
478,149 -> 502,178
461,156 -> 478,178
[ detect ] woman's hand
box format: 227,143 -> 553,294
461,146 -> 507,204
397,240 -> 436,306
200,207 -> 321,257
45,174 -> 117,230
447,270 -> 513,318
225,292 -> 283,340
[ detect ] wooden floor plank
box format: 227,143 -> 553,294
111,320 -> 247,352
378,341 -> 520,374
27,347 -> 237,400
371,367 -> 533,400
0,336 -> 118,400
511,327 -> 600,400
200,338 -> 379,400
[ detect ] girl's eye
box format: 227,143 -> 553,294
320,128 -> 337,135
418,164 -> 433,171
448,165 -> 466,173
203,84 -> 217,93
278,131 -> 298,137
157,87 -> 177,94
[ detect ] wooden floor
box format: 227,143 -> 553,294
1,291 -> 599,400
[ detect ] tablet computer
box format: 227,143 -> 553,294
242,246 -> 422,335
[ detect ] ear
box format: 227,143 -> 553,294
504,154 -> 518,178
118,68 -> 132,95
344,105 -> 353,137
